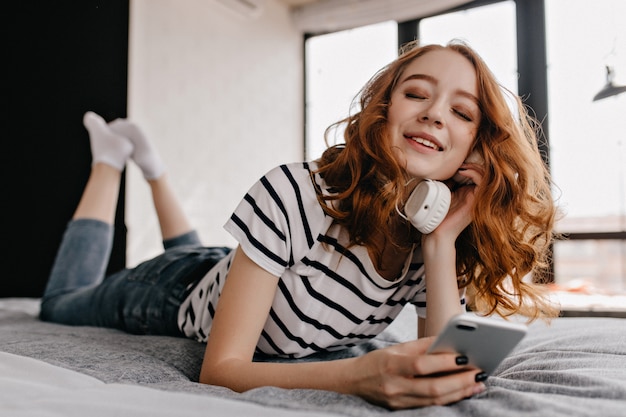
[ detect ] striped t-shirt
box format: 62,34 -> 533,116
178,162 -> 463,358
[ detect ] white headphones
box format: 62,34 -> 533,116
397,179 -> 451,234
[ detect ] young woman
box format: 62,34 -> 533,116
40,40 -> 559,409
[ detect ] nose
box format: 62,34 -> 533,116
418,101 -> 444,127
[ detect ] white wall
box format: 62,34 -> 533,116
126,0 -> 303,266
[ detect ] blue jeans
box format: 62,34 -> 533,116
40,219 -> 230,336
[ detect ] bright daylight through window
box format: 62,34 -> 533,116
305,0 -> 626,314
545,0 -> 626,303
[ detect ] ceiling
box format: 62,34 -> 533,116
276,0 -> 473,34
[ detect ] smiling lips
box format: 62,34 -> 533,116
405,134 -> 443,151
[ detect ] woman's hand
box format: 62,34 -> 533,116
426,161 -> 484,242
350,337 -> 486,409
419,162 -> 485,336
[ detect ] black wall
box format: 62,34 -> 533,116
3,1 -> 129,297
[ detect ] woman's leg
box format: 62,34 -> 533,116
42,163 -> 123,300
109,119 -> 201,246
74,111 -> 132,223
40,112 -> 133,322
41,113 -> 222,335
149,174 -> 197,242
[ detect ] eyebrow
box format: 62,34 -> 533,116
401,73 -> 480,105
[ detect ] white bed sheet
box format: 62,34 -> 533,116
0,351 -> 341,417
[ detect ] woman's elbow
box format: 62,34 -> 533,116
198,359 -> 242,391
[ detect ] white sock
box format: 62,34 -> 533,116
83,112 -> 133,171
109,119 -> 165,180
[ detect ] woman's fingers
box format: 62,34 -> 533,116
387,370 -> 486,409
455,162 -> 484,186
427,182 -> 475,238
356,340 -> 486,409
402,339 -> 479,380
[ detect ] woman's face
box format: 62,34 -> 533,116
387,49 -> 481,181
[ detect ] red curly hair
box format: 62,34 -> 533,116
315,40 -> 559,320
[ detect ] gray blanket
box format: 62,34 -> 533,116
1,298 -> 625,417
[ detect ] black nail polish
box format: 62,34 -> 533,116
475,372 -> 488,382
455,355 -> 469,365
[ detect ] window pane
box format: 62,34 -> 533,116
554,239 -> 626,294
546,0 -> 626,233
546,0 -> 626,298
305,21 -> 397,161
419,1 -> 518,94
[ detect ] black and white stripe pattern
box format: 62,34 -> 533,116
178,162 -> 463,358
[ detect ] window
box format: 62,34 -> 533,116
546,0 -> 626,297
303,0 -> 626,313
304,21 -> 397,161
547,0 -> 626,231
419,1 -> 518,95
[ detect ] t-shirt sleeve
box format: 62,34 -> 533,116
224,163 -> 320,277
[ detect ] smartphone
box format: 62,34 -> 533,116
426,314 -> 528,375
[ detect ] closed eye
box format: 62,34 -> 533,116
406,93 -> 427,100
453,108 -> 473,122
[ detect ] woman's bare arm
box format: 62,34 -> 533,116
421,165 -> 484,336
421,233 -> 465,336
199,246 -> 485,409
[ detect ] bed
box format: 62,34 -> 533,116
1,298 -> 625,417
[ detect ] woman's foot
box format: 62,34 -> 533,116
109,118 -> 165,180
83,111 -> 133,171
